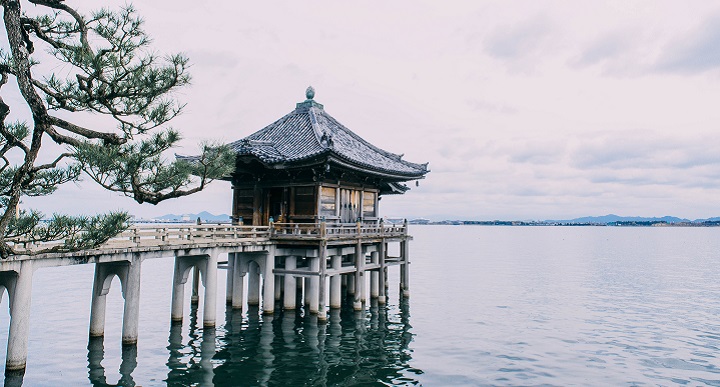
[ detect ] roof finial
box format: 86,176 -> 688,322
306,86 -> 315,100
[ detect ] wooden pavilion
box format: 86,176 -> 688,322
225,87 -> 429,226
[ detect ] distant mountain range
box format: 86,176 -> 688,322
151,211 -> 230,222
547,214 -> 719,224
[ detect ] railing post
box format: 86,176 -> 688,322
132,228 -> 140,245
320,221 -> 327,239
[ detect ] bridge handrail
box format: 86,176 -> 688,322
7,224 -> 272,253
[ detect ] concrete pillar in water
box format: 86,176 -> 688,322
308,257 -> 319,314
353,242 -> 363,311
191,266 -> 200,305
225,253 -> 234,305
318,243 -> 328,321
329,255 -> 342,309
283,256 -> 297,310
171,257 -> 191,323
203,251 -> 218,328
89,264 -> 111,338
231,254 -> 245,310
378,242 -> 387,305
247,262 -> 260,306
370,252 -> 379,299
5,260 -> 34,373
121,257 -> 142,345
400,240 -> 410,298
262,250 -> 276,315
274,274 -> 282,302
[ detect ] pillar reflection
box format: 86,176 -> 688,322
86,336 -> 137,387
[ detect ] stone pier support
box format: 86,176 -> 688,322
170,252 -> 218,327
400,240 -> 410,298
261,250 -> 276,315
378,242 -> 387,305
191,266 -> 200,305
318,243 -> 328,321
3,260 -> 34,373
308,257 -> 319,314
370,252 -> 379,299
329,255 -> 342,309
283,256 -> 297,310
231,254 -> 245,310
203,251 -> 218,328
247,263 -> 260,306
121,257 -> 142,345
353,242 -> 363,311
225,253 -> 234,305
88,257 -> 143,345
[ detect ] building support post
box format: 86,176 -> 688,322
5,260 -> 34,373
353,241 -> 363,311
262,248 -> 276,315
329,255 -> 342,309
283,256 -> 297,310
370,251 -> 379,299
318,242 -> 328,321
308,257 -> 319,314
400,239 -> 410,298
378,241 -> 387,305
247,262 -> 260,306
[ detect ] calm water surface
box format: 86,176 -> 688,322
0,226 -> 719,386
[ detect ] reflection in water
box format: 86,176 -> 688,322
164,299 -> 421,386
86,337 -> 137,387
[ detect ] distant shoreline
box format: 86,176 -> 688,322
410,220 -> 720,227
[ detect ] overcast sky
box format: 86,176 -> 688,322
16,1 -> 720,220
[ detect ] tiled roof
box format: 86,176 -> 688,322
227,88 -> 429,179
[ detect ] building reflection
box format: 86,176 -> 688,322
164,299 -> 420,386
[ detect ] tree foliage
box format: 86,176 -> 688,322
0,0 -> 234,257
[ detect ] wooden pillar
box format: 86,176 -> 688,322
203,251 -> 218,328
121,258 -> 142,345
5,260 -> 34,373
329,255 -> 342,309
283,256 -> 297,310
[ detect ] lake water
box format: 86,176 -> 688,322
0,226 -> 719,386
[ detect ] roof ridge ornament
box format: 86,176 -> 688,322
296,86 -> 324,111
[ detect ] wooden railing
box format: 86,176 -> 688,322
270,222 -> 407,238
7,224 -> 271,254
7,221 -> 408,255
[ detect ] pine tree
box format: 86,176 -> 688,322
0,0 -> 234,257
